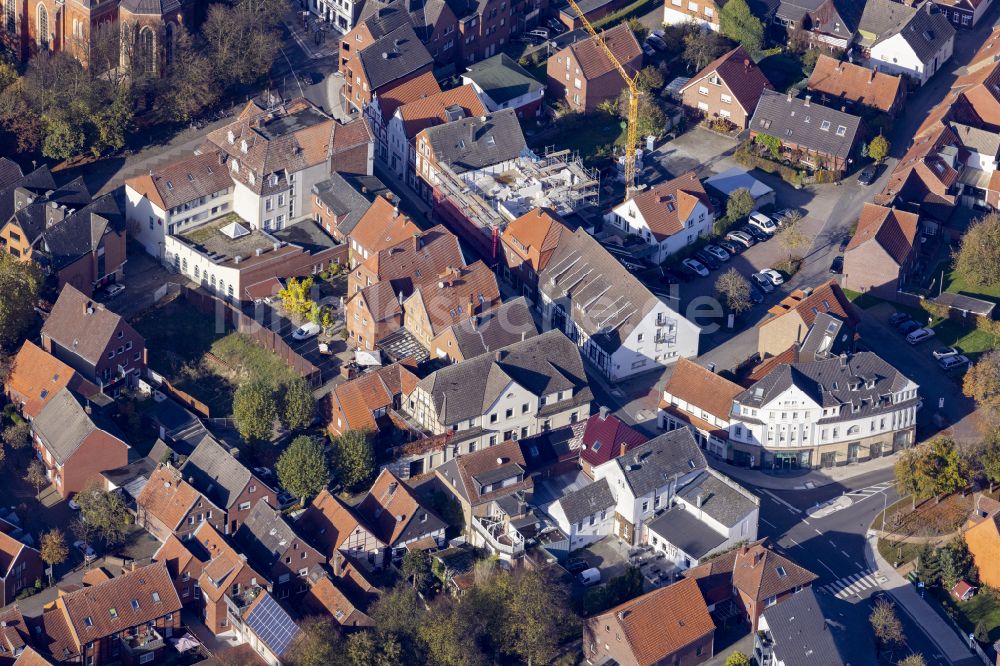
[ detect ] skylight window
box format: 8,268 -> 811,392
592,441 -> 602,452
84,617 -> 93,628
152,592 -> 161,603
131,599 -> 140,611
109,608 -> 118,620
820,120 -> 831,131
836,125 -> 847,136
776,566 -> 787,577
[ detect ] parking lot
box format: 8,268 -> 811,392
254,302 -> 345,382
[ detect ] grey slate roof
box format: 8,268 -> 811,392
358,23 -> 433,91
558,478 -> 615,524
646,506 -> 727,559
859,0 -> 917,39
234,499 -> 302,571
775,0 -> 864,35
798,312 -> 855,360
32,388 -> 126,465
761,588 -> 844,666
614,429 -> 707,497
736,351 -> 917,422
120,0 -> 183,14
37,193 -> 124,271
414,329 -> 590,426
883,3 -> 954,62
445,297 -> 539,359
463,54 -> 544,105
181,436 -> 256,510
538,227 -> 672,352
0,166 -> 56,228
421,108 -> 528,174
751,90 -> 862,161
271,220 -> 339,255
675,471 -> 758,528
312,173 -> 389,237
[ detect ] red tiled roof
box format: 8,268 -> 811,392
762,280 -> 859,329
807,55 -> 902,113
663,358 -> 743,422
376,71 -> 443,120
731,542 -> 817,602
6,341 -> 97,419
626,172 -> 713,241
350,196 -> 422,253
567,23 -> 641,81
682,46 -> 773,115
579,411 -> 648,468
326,361 -> 419,434
404,261 -> 501,336
356,469 -> 440,546
299,491 -> 379,556
846,203 -> 920,266
137,466 -> 209,532
500,208 -> 567,273
398,85 -> 488,139
12,647 -> 51,666
304,575 -> 374,627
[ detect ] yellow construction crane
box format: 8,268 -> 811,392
565,0 -> 640,201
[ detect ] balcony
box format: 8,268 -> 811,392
119,627 -> 164,656
224,586 -> 263,620
472,515 -> 525,560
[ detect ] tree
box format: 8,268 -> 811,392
39,529 -> 68,586
401,549 -> 433,594
716,268 -> 754,314
233,378 -> 277,442
627,17 -> 649,42
345,631 -> 402,666
279,378 -> 315,431
683,30 -> 729,71
636,66 -> 665,93
895,448 -> 933,509
75,483 -> 131,546
954,213 -> 1000,288
160,25 -> 219,122
726,187 -> 755,222
720,0 -> 764,54
899,655 -> 927,666
24,460 -> 47,497
755,132 -> 783,159
776,219 -> 810,260
0,253 -> 41,352
868,134 -> 890,163
975,621 -> 989,644
981,432 -> 1000,493
923,438 -> 968,499
938,538 -> 974,589
869,598 -> 904,655
964,350 -> 1000,425
724,653 -> 752,666
505,568 -> 574,666
330,429 -> 376,492
202,0 -> 286,88
615,89 -> 667,143
368,586 -> 428,664
2,422 -> 30,449
278,277 -> 316,318
276,435 -> 329,504
286,617 -> 344,666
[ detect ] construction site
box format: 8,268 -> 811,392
431,146 -> 601,262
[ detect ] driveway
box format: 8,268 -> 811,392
253,302 -> 343,382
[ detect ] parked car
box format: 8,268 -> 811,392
888,312 -> 912,326
751,273 -> 775,293
646,34 -> 667,51
759,268 -> 784,285
741,224 -> 771,242
68,498 -> 80,510
749,211 -> 778,235
906,327 -> 935,345
774,208 -> 803,226
104,283 -> 126,299
527,28 -> 549,39
292,322 -> 322,340
276,491 -> 298,510
74,540 -> 96,562
839,235 -> 852,252
897,319 -> 922,335
939,354 -> 970,370
718,239 -> 744,255
725,230 -> 755,247
932,346 -> 960,360
858,163 -> 881,186
748,284 -> 765,304
565,558 -> 589,574
829,256 -> 844,274
578,568 -> 601,586
693,250 -> 720,270
642,43 -> 656,57
681,258 -> 710,277
704,244 -> 731,262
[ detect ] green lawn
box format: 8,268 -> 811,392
944,267 -> 1000,305
935,587 -> 1000,644
210,333 -> 299,386
529,111 -> 626,167
877,538 -> 923,568
930,319 -> 999,361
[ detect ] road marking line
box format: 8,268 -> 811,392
816,559 -> 838,576
760,517 -> 777,528
802,519 -> 811,525
814,529 -> 823,535
840,550 -> 851,558
761,489 -> 802,514
789,538 -> 802,548
828,540 -> 838,548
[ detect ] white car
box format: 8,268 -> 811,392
292,322 -> 322,340
759,268 -> 784,285
939,355 -> 969,370
704,244 -> 731,262
73,540 -> 96,561
749,212 -> 778,235
68,498 -> 80,510
932,346 -> 959,360
682,258 -> 710,277
725,231 -> 755,248
906,328 -> 935,345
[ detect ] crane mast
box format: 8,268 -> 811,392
564,0 -> 640,201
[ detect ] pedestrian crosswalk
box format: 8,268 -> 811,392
817,570 -> 881,599
845,480 -> 895,501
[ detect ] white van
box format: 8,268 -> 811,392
749,211 -> 777,235
578,567 -> 601,586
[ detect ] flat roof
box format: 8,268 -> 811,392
178,216 -> 277,263
257,106 -> 331,140
272,220 -> 340,255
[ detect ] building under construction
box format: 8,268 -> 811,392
431,146 -> 601,262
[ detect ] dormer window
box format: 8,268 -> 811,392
240,140 -> 248,153
84,617 -> 93,628
227,130 -> 235,144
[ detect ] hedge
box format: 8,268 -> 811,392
735,143 -> 804,187
591,0 -> 661,30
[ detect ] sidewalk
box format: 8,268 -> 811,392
865,532 -> 979,666
709,452 -> 899,490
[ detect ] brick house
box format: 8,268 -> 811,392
756,280 -> 859,358
578,407 -> 648,478
311,173 -> 392,243
428,296 -> 538,363
5,341 -> 98,419
298,490 -> 387,569
0,531 -> 43,607
663,0 -> 722,30
339,13 -> 434,113
40,284 -> 147,393
583,577 -> 715,666
38,562 -> 182,666
151,534 -> 205,608
136,465 -> 226,542
0,165 -> 125,297
679,46 -> 773,130
806,55 -> 905,116
355,469 -> 448,558
546,23 -> 641,113
843,203 -> 921,301
400,261 -> 501,350
659,358 -> 745,463
233,500 -> 325,600
499,208 -> 567,301
180,436 -> 276,535
31,388 -> 129,498
322,361 -> 420,437
347,195 -> 422,267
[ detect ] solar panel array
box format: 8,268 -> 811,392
244,593 -> 301,657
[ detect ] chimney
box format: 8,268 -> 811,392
620,441 -> 628,457
599,405 -> 609,420
870,68 -> 876,83
740,543 -> 750,556
521,330 -> 527,341
696,493 -> 704,508
744,58 -> 751,71
393,204 -> 399,218
467,293 -> 474,316
495,350 -> 503,362
839,352 -> 848,368
804,95 -> 811,107
787,91 -> 793,102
